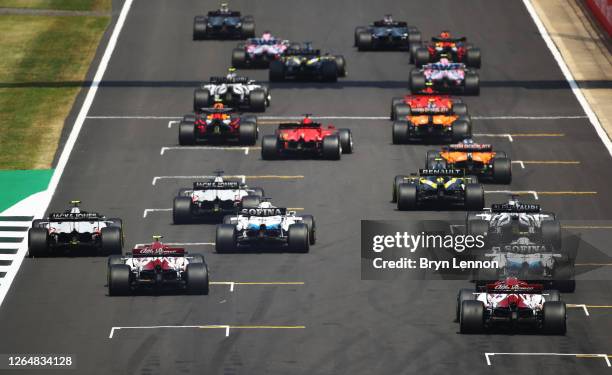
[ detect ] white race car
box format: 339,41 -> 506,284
193,72 -> 270,112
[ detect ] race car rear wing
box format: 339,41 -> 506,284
372,21 -> 408,27
431,36 -> 467,43
419,169 -> 464,177
198,107 -> 235,114
445,144 -> 492,152
491,203 -> 541,213
207,10 -> 241,17
482,283 -> 544,294
209,76 -> 250,84
285,48 -> 321,57
193,181 -> 241,190
239,207 -> 287,216
409,106 -> 451,114
48,212 -> 104,221
278,123 -> 321,129
132,247 -> 186,257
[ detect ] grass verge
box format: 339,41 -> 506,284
0,0 -> 109,11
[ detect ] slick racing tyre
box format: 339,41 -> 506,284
338,129 -> 353,154
241,19 -> 255,38
492,157 -> 512,184
322,135 -> 341,160
390,97 -> 405,120
239,121 -> 258,145
452,102 -> 469,116
321,60 -> 338,82
410,70 -> 426,93
300,215 -> 316,245
393,104 -> 411,121
465,47 -> 481,69
553,264 -> 576,293
173,196 -> 192,224
28,228 -> 49,257
193,16 -> 207,40
414,47 -> 430,68
178,121 -> 196,145
335,55 -> 347,77
451,119 -> 471,142
392,121 -> 409,144
193,89 -> 211,112
464,183 -> 485,210
409,42 -> 421,63
231,48 -> 247,69
108,264 -> 131,296
269,60 -> 285,82
542,301 -> 566,334
216,224 -> 237,253
101,227 -> 122,255
393,175 -> 409,203
460,300 -> 484,333
542,220 -> 562,250
456,289 -> 476,322
397,183 -> 418,211
107,254 -> 123,267
288,223 -> 309,253
186,263 -> 210,295
408,30 -> 421,46
241,195 -> 261,209
464,72 -> 480,95
357,32 -> 372,51
249,89 -> 267,112
261,135 -> 279,160
354,27 -> 366,46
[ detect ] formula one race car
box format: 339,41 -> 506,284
179,104 -> 258,145
269,43 -> 346,82
215,202 -> 315,253
193,3 -> 254,40
193,70 -> 270,112
231,32 -> 294,68
391,95 -> 471,144
414,31 -> 481,68
410,58 -> 479,95
393,169 -> 484,210
28,201 -> 123,257
261,115 -> 353,160
354,14 -> 421,51
426,140 -> 511,183
390,94 -> 468,121
173,172 -> 264,224
457,278 -> 566,334
107,236 -> 209,295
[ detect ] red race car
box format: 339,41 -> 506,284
179,103 -> 258,145
413,30 -> 481,68
390,94 -> 468,120
261,116 -> 353,160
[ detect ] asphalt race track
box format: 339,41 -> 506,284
2,0 -> 612,374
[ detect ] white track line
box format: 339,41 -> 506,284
86,115 -> 588,121
568,304 -> 590,316
144,207 -> 304,218
523,0 -> 612,156
109,324 -> 305,339
485,352 -> 610,367
153,175 -> 245,185
160,146 -> 256,155
0,0 -> 134,309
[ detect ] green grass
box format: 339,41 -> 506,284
0,15 -> 109,169
0,0 -> 110,11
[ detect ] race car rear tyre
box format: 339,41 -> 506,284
301,215 -> 316,245
464,72 -> 480,95
216,224 -> 237,253
460,300 -> 484,333
178,121 -> 196,145
456,289 -> 476,322
321,61 -> 338,82
335,55 -> 347,77
394,104 -> 411,121
338,129 -> 353,154
357,32 -> 372,51
288,223 -> 309,253
322,135 -> 341,160
544,290 -> 561,302
409,42 -> 421,63
269,60 -> 285,82
239,121 -> 258,145
249,89 -> 267,112
392,121 -> 409,144
31,219 -> 44,228
28,228 -> 49,257
414,47 -> 430,68
173,196 -> 192,224
542,301 -> 566,334
393,175 -> 409,203
241,21 -> 255,38
466,48 -> 481,69
397,183 -> 418,211
261,135 -> 279,160
452,102 -> 469,116
186,263 -> 210,295
410,70 -> 426,93
107,254 -> 123,267
108,264 -> 130,296
193,89 -> 211,112
465,184 -> 485,210
354,27 -> 366,46
492,157 -> 512,184
390,97 -> 404,119
451,120 -> 471,142
542,220 -> 562,250
193,17 -> 207,40
241,195 -> 261,209
183,113 -> 196,123
101,227 -> 122,255
231,48 -> 247,69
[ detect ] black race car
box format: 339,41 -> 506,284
193,3 -> 255,40
354,15 -> 421,51
269,44 -> 346,82
178,106 -> 258,145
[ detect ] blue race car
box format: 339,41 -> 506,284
354,15 -> 421,52
193,3 -> 255,40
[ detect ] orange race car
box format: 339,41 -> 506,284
426,141 -> 511,183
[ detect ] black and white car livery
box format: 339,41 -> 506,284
193,73 -> 270,112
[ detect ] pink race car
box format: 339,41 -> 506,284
410,58 -> 479,95
231,32 -> 297,68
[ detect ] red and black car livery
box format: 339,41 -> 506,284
179,104 -> 258,145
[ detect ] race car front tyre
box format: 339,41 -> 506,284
108,264 -> 130,296
390,97 -> 404,119
465,184 -> 485,210
321,60 -> 338,82
338,129 -> 353,154
542,301 -> 566,334
300,215 -> 316,245
456,289 -> 476,322
465,48 -> 481,69
241,20 -> 255,38
334,55 -> 347,77
288,223 -> 309,253
241,195 -> 261,209
451,120 -> 471,142
354,27 -> 366,46
542,220 -> 562,250
356,32 -> 372,51
414,47 -> 430,68
409,42 -> 421,63
492,157 -> 512,184
249,89 -> 267,112
397,183 -> 418,211
322,135 -> 341,160
460,300 -> 484,333
216,224 -> 237,253
410,70 -> 426,93
193,16 -> 207,40
543,290 -> 561,302
393,175 -> 409,203
186,263 -> 210,295
408,31 -> 421,45
231,48 -> 247,69
28,228 -> 48,257
239,121 -> 258,145
261,135 -> 279,160
452,102 -> 469,116
193,89 -> 211,112
178,121 -> 196,145
101,227 -> 122,255
173,197 -> 192,224
392,121 -> 409,144
464,72 -> 480,95
393,104 -> 411,121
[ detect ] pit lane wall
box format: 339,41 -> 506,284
585,0 -> 612,36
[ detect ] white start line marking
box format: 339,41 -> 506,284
484,352 -> 611,367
